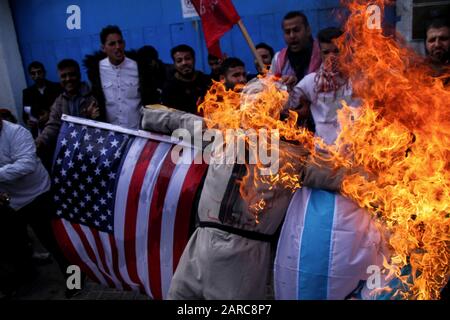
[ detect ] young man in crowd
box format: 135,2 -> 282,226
270,11 -> 321,131
220,57 -> 248,90
424,17 -> 450,85
287,27 -> 356,145
36,59 -> 100,164
255,43 -> 275,75
271,11 -> 321,89
84,26 -> 142,129
161,44 -> 211,115
208,54 -> 223,82
22,61 -> 61,137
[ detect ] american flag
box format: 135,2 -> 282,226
51,116 -> 208,299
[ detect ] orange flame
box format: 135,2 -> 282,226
199,0 -> 449,299
333,0 -> 450,299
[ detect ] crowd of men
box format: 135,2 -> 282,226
0,9 -> 449,300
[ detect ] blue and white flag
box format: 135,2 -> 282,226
274,187 -> 384,300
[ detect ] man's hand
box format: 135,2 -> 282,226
86,101 -> 100,119
0,192 -> 11,207
27,119 -> 38,129
35,138 -> 45,152
38,111 -> 50,128
280,75 -> 298,89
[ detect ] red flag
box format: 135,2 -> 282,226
191,0 -> 240,58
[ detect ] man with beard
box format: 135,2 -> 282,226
425,18 -> 449,85
271,11 -> 321,89
220,57 -> 248,90
161,44 -> 211,115
271,11 -> 321,132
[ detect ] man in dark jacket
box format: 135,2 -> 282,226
161,44 -> 211,115
22,61 -> 61,137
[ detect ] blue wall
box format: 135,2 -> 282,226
10,0 -> 394,85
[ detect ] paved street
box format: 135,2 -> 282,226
10,230 -> 274,300
12,256 -> 150,300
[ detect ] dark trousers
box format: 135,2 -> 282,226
16,191 -> 70,278
0,204 -> 33,293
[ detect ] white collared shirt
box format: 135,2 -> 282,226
100,57 -> 142,129
0,120 -> 50,210
289,72 -> 357,145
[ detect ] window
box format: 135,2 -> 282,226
412,0 -> 450,40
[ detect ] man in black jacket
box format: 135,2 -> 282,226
22,61 -> 61,137
161,44 -> 211,115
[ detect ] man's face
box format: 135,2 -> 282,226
256,48 -> 273,65
102,33 -> 126,66
174,51 -> 195,77
208,57 -> 222,75
320,42 -> 340,72
426,27 -> 450,64
222,66 -> 247,89
283,16 -> 311,53
59,67 -> 80,96
30,67 -> 45,84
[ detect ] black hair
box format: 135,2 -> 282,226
208,54 -> 221,61
100,25 -> 123,45
255,42 -> 275,59
282,11 -> 310,30
137,45 -> 159,61
318,27 -> 344,44
220,57 -> 245,75
0,109 -> 17,123
57,59 -> 81,75
28,61 -> 45,74
425,18 -> 450,35
171,44 -> 195,61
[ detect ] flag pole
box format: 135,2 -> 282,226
236,20 -> 266,72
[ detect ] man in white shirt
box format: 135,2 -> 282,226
288,27 -> 358,145
0,118 -> 71,296
99,25 -> 141,129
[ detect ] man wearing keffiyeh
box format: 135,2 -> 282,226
287,27 -> 359,145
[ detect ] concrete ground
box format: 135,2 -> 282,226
7,229 -> 149,301
8,229 -> 274,300
11,259 -> 150,300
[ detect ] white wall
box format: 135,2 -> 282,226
0,0 -> 27,120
